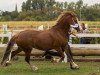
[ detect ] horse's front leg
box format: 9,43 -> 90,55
64,45 -> 79,69
24,49 -> 38,71
53,47 -> 65,63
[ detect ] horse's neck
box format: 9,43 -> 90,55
51,16 -> 70,38
51,23 -> 70,37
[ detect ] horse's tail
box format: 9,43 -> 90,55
1,35 -> 16,65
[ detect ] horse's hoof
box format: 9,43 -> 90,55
31,66 -> 38,71
51,58 -> 61,63
71,62 -> 79,70
71,65 -> 79,69
51,60 -> 58,63
5,61 -> 11,66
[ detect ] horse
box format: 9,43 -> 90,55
1,11 -> 80,71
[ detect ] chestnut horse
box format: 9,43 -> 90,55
1,11 -> 80,71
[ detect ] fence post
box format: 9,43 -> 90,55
38,25 -> 44,30
95,26 -> 98,44
0,24 -> 8,44
8,32 -> 12,41
69,36 -> 72,44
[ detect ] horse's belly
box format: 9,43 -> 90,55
34,41 -> 53,50
34,39 -> 65,50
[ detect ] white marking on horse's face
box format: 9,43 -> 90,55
70,17 -> 80,32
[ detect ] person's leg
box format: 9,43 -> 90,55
80,37 -> 85,44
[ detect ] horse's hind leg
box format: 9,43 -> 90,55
24,49 -> 38,71
64,45 -> 79,69
5,47 -> 22,66
11,47 -> 23,58
54,48 -> 65,62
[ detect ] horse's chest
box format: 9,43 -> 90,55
53,36 -> 67,47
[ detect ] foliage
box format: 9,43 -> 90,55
72,37 -> 100,44
0,0 -> 100,21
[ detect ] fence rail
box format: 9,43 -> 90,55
70,33 -> 100,48
71,33 -> 100,37
0,32 -> 100,48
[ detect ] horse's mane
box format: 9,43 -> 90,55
56,11 -> 76,24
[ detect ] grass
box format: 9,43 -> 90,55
0,21 -> 55,27
0,49 -> 100,75
0,57 -> 100,75
0,21 -> 100,27
0,48 -> 100,75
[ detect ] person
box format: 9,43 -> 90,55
80,23 -> 90,44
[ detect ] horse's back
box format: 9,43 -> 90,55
15,30 -> 52,49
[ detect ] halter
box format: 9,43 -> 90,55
70,17 -> 80,32
71,17 -> 80,28
66,14 -> 79,27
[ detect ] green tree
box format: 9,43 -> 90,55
22,2 -> 26,11
25,0 -> 31,11
75,0 -> 83,20
15,4 -> 18,12
31,0 -> 45,10
0,0 -> 100,21
67,2 -> 76,11
64,2 -> 68,9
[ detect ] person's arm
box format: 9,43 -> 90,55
68,32 -> 78,38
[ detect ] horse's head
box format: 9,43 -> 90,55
62,11 -> 80,32
56,11 -> 80,32
66,12 -> 80,32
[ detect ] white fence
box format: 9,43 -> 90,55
0,32 -> 100,48
70,33 -> 100,48
0,32 -> 12,47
